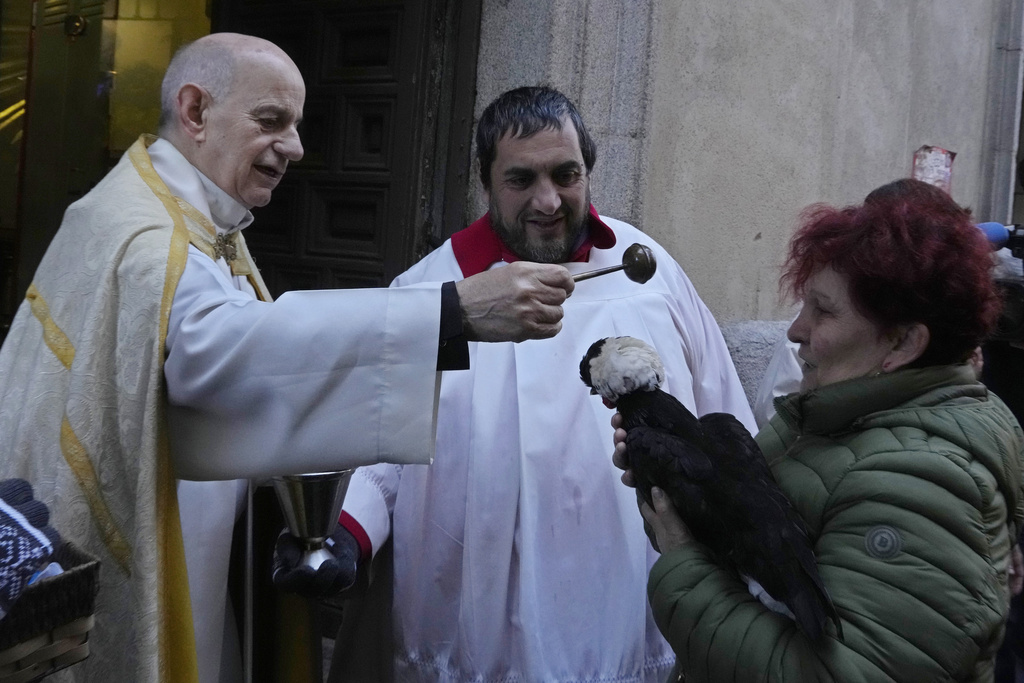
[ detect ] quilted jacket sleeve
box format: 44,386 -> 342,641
648,426 -> 1016,682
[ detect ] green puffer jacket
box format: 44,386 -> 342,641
648,364 -> 1024,682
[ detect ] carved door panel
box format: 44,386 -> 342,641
212,0 -> 479,295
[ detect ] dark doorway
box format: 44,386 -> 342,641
211,0 -> 482,295
2,0 -> 479,343
210,2 -> 482,679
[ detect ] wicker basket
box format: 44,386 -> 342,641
0,543 -> 100,682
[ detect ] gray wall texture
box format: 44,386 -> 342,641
471,0 -> 1024,322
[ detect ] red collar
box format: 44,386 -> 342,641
450,205 -> 616,277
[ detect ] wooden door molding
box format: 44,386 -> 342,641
212,0 -> 481,295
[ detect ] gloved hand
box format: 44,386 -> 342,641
0,479 -> 62,619
272,525 -> 359,599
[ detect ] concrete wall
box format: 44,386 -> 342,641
473,0 -> 1022,321
471,0 -> 656,223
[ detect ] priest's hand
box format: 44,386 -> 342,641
456,262 -> 574,342
272,526 -> 359,599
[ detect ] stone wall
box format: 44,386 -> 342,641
720,319 -> 790,410
472,0 -> 1022,323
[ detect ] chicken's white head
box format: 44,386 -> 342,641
580,336 -> 665,407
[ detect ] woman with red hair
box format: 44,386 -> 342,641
617,179 -> 1024,681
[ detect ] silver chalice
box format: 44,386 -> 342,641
271,469 -> 354,570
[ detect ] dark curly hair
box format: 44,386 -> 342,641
475,86 -> 596,191
781,179 -> 1001,367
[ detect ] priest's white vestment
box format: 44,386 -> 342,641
341,214 -> 756,683
0,135 -> 443,683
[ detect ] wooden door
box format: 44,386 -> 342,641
210,2 -> 481,678
212,0 -> 481,295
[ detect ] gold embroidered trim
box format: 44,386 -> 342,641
59,418 -> 133,575
156,423 -> 196,682
173,197 -> 218,258
25,284 -> 74,369
170,176 -> 258,281
24,286 -> 133,572
173,197 -> 216,239
172,200 -> 218,264
233,233 -> 267,295
129,135 -> 200,682
158,162 -> 199,683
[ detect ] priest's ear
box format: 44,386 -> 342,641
175,83 -> 213,143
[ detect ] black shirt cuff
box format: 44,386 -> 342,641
437,281 -> 470,371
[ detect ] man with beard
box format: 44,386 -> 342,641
317,86 -> 755,682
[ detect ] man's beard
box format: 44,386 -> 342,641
490,193 -> 590,264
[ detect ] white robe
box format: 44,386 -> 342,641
152,139 -> 444,683
342,218 -> 757,683
149,138 -> 253,683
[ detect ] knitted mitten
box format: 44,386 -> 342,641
0,479 -> 62,619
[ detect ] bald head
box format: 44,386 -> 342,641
158,33 -> 305,208
158,33 -> 298,135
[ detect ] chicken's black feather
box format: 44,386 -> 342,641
581,336 -> 843,643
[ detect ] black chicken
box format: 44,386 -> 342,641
579,336 -> 843,643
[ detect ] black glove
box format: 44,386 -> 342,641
0,479 -> 62,618
272,525 -> 359,599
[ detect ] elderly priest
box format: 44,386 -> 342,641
0,32 -> 574,683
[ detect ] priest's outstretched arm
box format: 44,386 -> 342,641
165,251 -> 573,480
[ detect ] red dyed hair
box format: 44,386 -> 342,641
781,180 -> 1001,366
